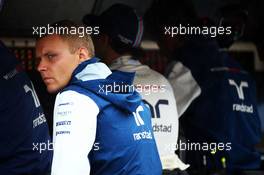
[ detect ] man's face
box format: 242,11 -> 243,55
36,35 -> 80,93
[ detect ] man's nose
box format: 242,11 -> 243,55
37,58 -> 47,72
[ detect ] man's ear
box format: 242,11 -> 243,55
77,47 -> 90,63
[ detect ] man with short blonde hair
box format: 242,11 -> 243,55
36,20 -> 162,175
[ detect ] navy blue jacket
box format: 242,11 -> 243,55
0,41 -> 52,175
62,58 -> 162,175
176,36 -> 261,171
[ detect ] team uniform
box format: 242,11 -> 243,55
0,41 -> 52,174
168,36 -> 261,172
110,55 -> 189,170
51,57 -> 162,175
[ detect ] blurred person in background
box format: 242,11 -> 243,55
145,0 -> 262,174
0,1 -> 52,174
83,3 -> 189,172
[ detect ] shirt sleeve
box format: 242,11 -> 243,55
51,90 -> 99,175
167,61 -> 201,117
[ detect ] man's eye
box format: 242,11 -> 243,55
47,54 -> 56,59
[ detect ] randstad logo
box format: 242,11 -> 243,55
133,105 -> 145,126
228,79 -> 248,100
229,79 -> 253,114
